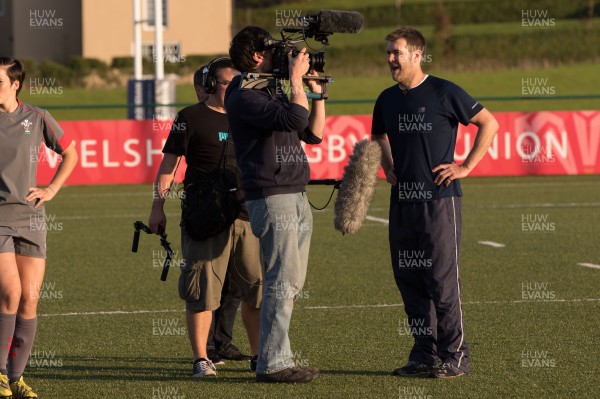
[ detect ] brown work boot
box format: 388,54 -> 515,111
304,367 -> 321,379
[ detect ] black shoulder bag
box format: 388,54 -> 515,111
180,137 -> 241,241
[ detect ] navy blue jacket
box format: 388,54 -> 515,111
225,75 -> 322,200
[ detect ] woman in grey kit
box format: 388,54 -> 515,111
0,57 -> 78,398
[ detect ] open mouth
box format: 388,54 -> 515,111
390,64 -> 400,71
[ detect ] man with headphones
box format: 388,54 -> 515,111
192,64 -> 252,367
149,58 -> 262,377
192,66 -> 208,103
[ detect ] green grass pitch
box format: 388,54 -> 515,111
27,175 -> 599,398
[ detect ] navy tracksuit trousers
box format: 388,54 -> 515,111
389,195 -> 470,372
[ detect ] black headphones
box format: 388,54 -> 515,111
202,57 -> 231,94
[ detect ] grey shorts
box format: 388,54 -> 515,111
0,225 -> 47,259
179,219 -> 263,312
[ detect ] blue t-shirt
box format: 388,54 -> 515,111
371,75 -> 483,202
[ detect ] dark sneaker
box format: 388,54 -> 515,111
219,343 -> 252,361
250,355 -> 258,372
392,361 -> 434,377
207,347 -> 225,365
256,367 -> 317,383
304,367 -> 320,379
430,363 -> 467,378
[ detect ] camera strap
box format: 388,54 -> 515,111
239,72 -> 278,91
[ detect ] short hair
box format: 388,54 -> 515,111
229,26 -> 272,72
193,65 -> 206,87
193,58 -> 234,88
206,58 -> 235,82
385,27 -> 426,53
0,57 -> 25,96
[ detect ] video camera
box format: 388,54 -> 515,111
266,10 -> 363,79
241,10 -> 364,99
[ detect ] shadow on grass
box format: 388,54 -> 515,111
26,355 -> 256,382
27,355 -> 392,382
319,369 -> 392,377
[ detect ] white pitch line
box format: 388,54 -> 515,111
369,202 -> 600,211
478,241 -> 506,248
365,215 -> 389,225
464,181 -> 600,188
52,202 -> 600,221
305,303 -> 401,310
304,298 -> 600,309
59,213 -> 180,220
60,203 -> 600,221
39,309 -> 184,317
38,298 -> 600,317
578,263 -> 600,270
61,192 -> 151,198
472,202 -> 600,209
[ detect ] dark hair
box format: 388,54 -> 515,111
193,65 -> 206,87
229,26 -> 272,72
385,27 -> 426,53
0,57 -> 25,96
206,58 -> 235,82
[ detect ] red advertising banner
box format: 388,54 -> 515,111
37,111 -> 600,185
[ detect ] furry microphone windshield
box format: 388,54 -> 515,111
334,140 -> 382,235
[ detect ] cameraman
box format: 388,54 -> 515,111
149,58 -> 262,378
225,26 -> 325,383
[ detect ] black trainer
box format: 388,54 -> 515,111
429,363 -> 467,378
256,367 -> 318,383
392,361 -> 435,378
207,347 -> 225,365
250,355 -> 258,372
219,343 -> 252,361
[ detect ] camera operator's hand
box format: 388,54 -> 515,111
305,70 -> 323,94
149,206 -> 167,235
288,48 -> 310,88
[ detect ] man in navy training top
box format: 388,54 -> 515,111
371,27 -> 499,378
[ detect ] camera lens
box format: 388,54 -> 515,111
309,51 -> 325,73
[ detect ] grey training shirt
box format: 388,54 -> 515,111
0,100 -> 68,227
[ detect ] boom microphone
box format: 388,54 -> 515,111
307,10 -> 364,34
334,140 -> 382,235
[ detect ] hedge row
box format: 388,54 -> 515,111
19,55 -> 228,87
18,23 -> 599,85
20,57 -> 114,87
323,24 -> 600,75
234,0 -> 598,31
110,54 -> 227,71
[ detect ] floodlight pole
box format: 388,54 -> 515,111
133,0 -> 142,81
130,0 -> 145,119
154,0 -> 164,81
154,0 -> 169,119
